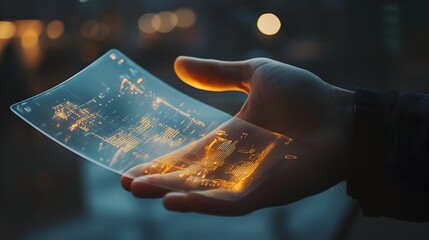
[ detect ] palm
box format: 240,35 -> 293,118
121,57 -> 355,215
233,59 -> 353,208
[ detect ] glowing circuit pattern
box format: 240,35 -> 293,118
141,128 -> 290,193
11,50 -> 297,198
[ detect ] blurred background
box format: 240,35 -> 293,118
1,0 -> 429,239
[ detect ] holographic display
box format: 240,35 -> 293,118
10,49 -> 297,200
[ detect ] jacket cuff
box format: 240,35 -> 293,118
347,88 -> 399,218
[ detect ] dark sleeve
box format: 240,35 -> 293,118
347,88 -> 429,222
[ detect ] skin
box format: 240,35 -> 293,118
121,56 -> 355,216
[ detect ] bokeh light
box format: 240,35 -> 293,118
21,28 -> 39,49
138,13 -> 156,34
15,19 -> 43,37
156,11 -> 178,33
81,20 -> 110,41
257,13 -> 281,36
151,14 -> 162,32
14,20 -> 44,68
46,20 -> 64,39
139,8 -> 195,35
81,20 -> 98,38
93,23 -> 110,41
15,20 -> 43,48
0,21 -> 16,39
175,8 -> 196,28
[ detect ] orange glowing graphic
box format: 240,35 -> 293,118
131,125 -> 297,195
150,133 -> 258,191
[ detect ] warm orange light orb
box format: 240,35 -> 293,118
21,28 -> 39,49
0,21 -> 16,39
257,13 -> 281,36
138,13 -> 156,34
156,11 -> 178,33
174,8 -> 196,28
46,20 -> 64,39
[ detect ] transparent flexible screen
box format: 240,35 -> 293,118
11,49 -> 297,200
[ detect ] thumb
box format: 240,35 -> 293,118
174,56 -> 253,93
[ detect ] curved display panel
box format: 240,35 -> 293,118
11,50 -> 297,200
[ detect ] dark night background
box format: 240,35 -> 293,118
1,0 -> 429,239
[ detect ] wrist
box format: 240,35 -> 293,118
324,87 -> 356,181
333,86 -> 356,148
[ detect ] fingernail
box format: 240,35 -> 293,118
165,192 -> 186,198
136,175 -> 151,181
164,192 -> 192,212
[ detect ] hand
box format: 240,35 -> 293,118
121,56 -> 355,215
